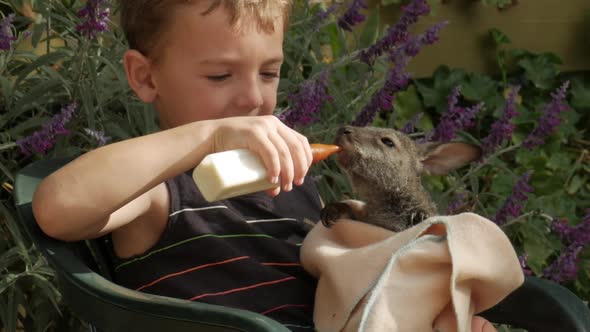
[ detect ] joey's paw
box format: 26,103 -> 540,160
320,202 -> 352,228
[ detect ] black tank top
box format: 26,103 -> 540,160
112,171 -> 321,331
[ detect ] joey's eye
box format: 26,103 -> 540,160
381,137 -> 395,148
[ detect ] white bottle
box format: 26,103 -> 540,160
192,144 -> 341,202
192,149 -> 278,202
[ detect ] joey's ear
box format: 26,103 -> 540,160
123,49 -> 158,103
418,142 -> 482,175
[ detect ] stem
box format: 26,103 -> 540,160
502,211 -> 554,229
0,142 -> 17,151
565,149 -> 588,187
46,1 -> 52,55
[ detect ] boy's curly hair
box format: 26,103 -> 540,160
119,0 -> 292,57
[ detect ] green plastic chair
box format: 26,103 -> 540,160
14,158 -> 590,332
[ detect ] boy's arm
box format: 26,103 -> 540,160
32,115 -> 312,241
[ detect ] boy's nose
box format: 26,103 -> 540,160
235,81 -> 264,111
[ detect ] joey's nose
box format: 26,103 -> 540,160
337,126 -> 353,136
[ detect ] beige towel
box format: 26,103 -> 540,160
300,212 -> 525,332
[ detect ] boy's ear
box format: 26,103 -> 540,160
418,142 -> 482,175
123,49 -> 157,103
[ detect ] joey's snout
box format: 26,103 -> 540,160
334,126 -> 357,168
334,126 -> 355,146
336,126 -> 354,137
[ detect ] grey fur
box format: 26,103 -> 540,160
321,126 -> 482,232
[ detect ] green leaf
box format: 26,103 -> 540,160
489,28 -> 511,45
14,49 -> 70,86
11,79 -> 65,118
6,116 -> 49,137
546,152 -> 573,171
414,65 -> 467,112
326,23 -> 344,59
460,73 -> 498,102
0,285 -> 18,332
0,273 -> 19,294
567,175 -> 586,195
391,85 -> 431,130
531,191 -> 578,221
0,246 -> 24,270
31,273 -> 62,314
517,56 -> 560,90
359,9 -> 380,49
483,0 -> 514,8
30,21 -> 46,49
490,172 -> 518,197
570,78 -> 590,109
381,0 -> 403,5
521,218 -> 559,273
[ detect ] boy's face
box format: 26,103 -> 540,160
149,3 -> 285,129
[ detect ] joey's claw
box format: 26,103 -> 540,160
320,202 -> 351,228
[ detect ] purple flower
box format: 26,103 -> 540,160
77,0 -> 110,39
359,0 -> 430,65
337,0 -> 368,31
551,210 -> 590,248
352,51 -> 410,126
542,242 -> 584,283
400,112 -> 424,134
280,71 -> 332,128
447,192 -> 468,215
0,14 -> 17,50
402,21 -> 448,57
494,171 -> 534,225
352,23 -> 445,127
522,81 -> 570,149
16,104 -> 77,156
543,210 -> 590,283
84,128 -> 111,146
481,86 -> 520,155
316,3 -> 338,23
427,86 -> 483,142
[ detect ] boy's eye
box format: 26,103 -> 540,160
206,74 -> 231,82
261,72 -> 279,79
381,137 -> 395,148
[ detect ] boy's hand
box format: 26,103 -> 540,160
210,115 -> 313,196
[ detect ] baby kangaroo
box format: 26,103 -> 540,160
321,125 -> 482,232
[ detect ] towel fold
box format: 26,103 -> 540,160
300,212 -> 525,332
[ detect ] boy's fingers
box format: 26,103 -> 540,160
254,135 -> 281,184
283,132 -> 310,186
471,316 -> 497,332
268,131 -> 294,192
265,187 -> 281,197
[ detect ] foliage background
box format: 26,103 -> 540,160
0,0 -> 588,330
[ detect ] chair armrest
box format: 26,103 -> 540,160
480,275 -> 590,332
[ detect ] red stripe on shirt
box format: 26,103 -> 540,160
261,262 -> 301,266
260,303 -> 312,315
188,276 -> 297,301
136,256 -> 250,291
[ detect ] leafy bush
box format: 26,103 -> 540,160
0,0 -> 588,330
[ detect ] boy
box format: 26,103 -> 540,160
32,1 -> 497,330
33,0 -> 319,329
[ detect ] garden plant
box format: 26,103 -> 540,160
0,0 -> 588,330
